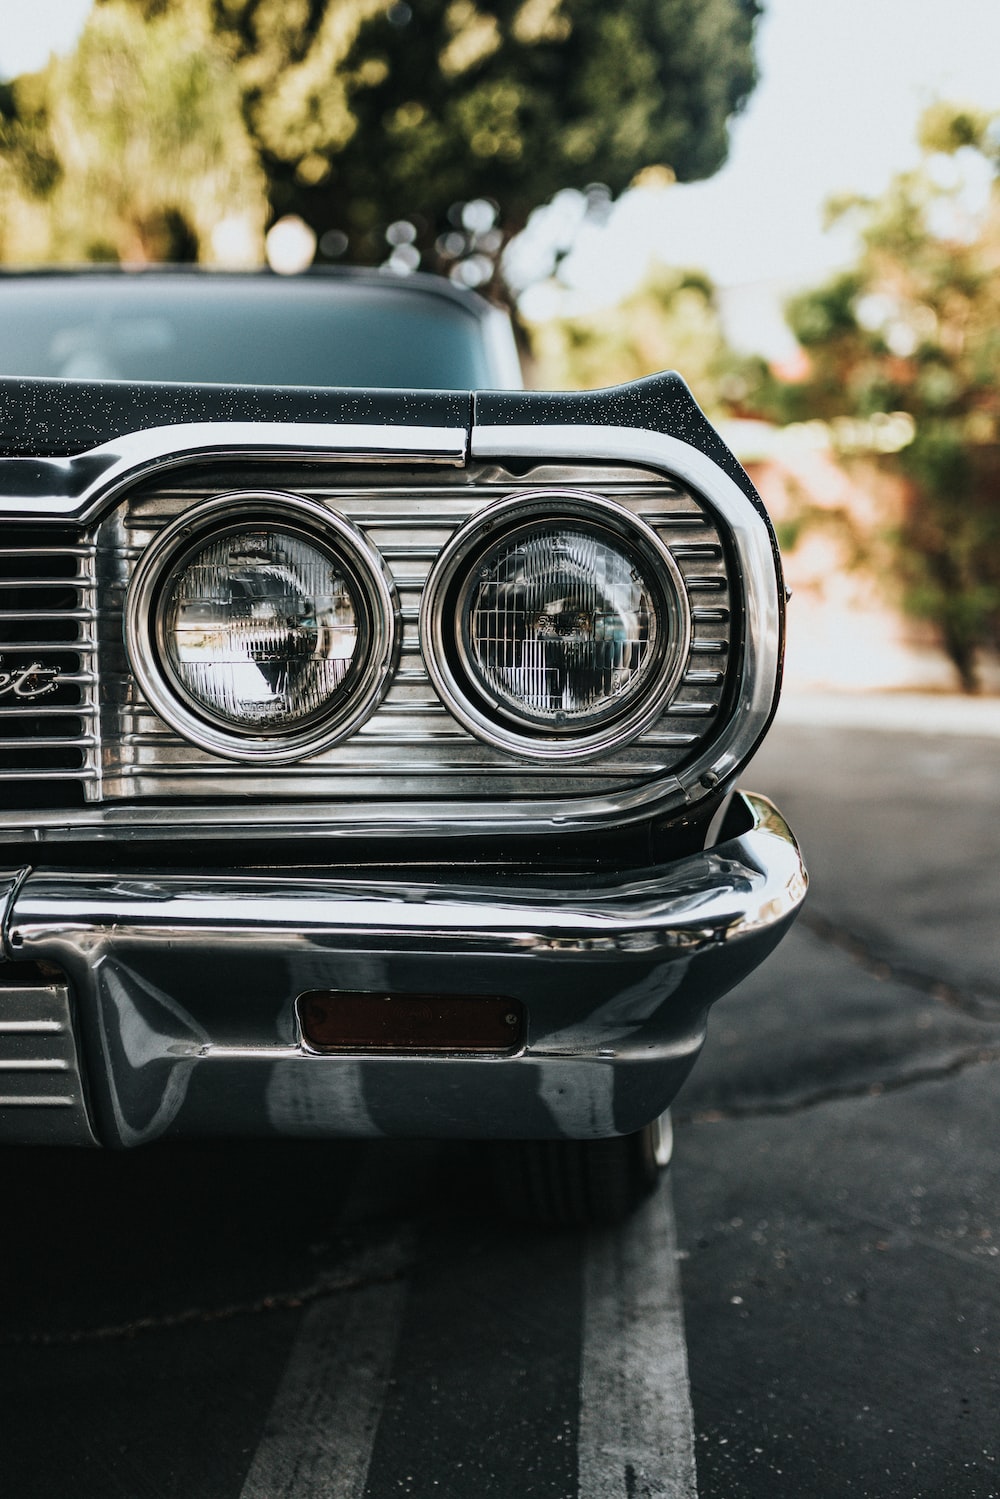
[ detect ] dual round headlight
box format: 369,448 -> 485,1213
420,492 -> 690,759
126,492 -> 399,762
127,489 -> 691,763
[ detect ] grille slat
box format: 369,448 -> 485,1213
635,512 -> 706,528
0,735 -> 95,749
0,704 -> 98,718
0,978 -> 97,1144
0,529 -> 99,811
0,546 -> 95,557
683,577 -> 728,593
0,609 -> 97,622
669,544 -> 724,559
0,578 -> 91,590
665,702 -> 717,718
0,768 -> 98,782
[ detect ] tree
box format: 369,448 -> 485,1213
526,262 -> 760,415
4,0 -> 760,286
0,0 -> 266,265
209,0 -> 762,282
0,68 -> 63,262
761,103 -> 1000,692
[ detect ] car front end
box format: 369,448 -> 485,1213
0,363 -> 805,1162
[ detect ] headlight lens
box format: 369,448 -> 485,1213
161,528 -> 360,732
126,491 -> 399,762
460,522 -> 662,730
421,492 -> 691,760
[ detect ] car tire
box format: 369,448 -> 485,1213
486,1110 -> 673,1227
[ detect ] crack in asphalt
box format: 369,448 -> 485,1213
1,1260 -> 414,1349
676,905 -> 1000,1125
800,908 -> 1000,1021
676,1043 -> 1000,1125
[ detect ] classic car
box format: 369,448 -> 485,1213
0,266 -> 806,1222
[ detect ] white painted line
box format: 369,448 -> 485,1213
578,1176 -> 698,1499
238,1236 -> 409,1499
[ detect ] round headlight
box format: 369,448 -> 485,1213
126,492 -> 399,762
160,527 -> 360,732
459,521 -> 663,732
421,492 -> 691,759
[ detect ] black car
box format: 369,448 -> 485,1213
0,266 -> 805,1222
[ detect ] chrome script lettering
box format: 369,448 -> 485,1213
0,661 -> 62,699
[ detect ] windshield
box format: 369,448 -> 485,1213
0,274 -> 499,390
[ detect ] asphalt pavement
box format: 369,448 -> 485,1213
672,701 -> 1000,1498
1,703 -> 997,1498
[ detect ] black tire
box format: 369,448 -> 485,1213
486,1111 -> 673,1227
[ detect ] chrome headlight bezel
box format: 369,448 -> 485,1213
419,490 -> 692,761
125,490 -> 399,763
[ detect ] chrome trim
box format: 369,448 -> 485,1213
5,792 -> 805,1143
125,490 -> 401,763
419,490 -> 692,760
8,796 -> 805,954
45,460 -> 725,830
0,971 -> 97,1144
0,439 -> 761,835
472,424 -> 782,799
0,868 -> 30,953
0,535 -> 101,800
0,422 -> 470,521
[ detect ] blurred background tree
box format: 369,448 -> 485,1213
756,103 -> 1000,691
0,0 -> 266,264
209,0 -> 761,285
1,0 -> 762,289
525,262 -> 763,415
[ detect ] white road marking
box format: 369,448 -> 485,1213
238,1236 -> 410,1499
578,1176 -> 698,1499
240,1159 -> 695,1498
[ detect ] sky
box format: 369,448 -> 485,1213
3,0 -> 999,355
535,0 -> 1000,353
0,0 -> 93,80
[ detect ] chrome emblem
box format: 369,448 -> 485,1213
0,660 -> 62,700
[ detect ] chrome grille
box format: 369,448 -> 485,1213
0,969 -> 96,1145
97,460 -> 734,802
0,530 -> 99,809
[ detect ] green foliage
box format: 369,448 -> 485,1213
759,103 -> 1000,691
210,0 -> 761,274
1,0 -> 760,288
917,100 -> 993,157
894,431 -> 1000,691
786,272 -> 862,350
0,73 -> 61,200
0,0 -> 266,264
526,262 -> 759,416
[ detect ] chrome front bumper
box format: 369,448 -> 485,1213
0,792 -> 806,1147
